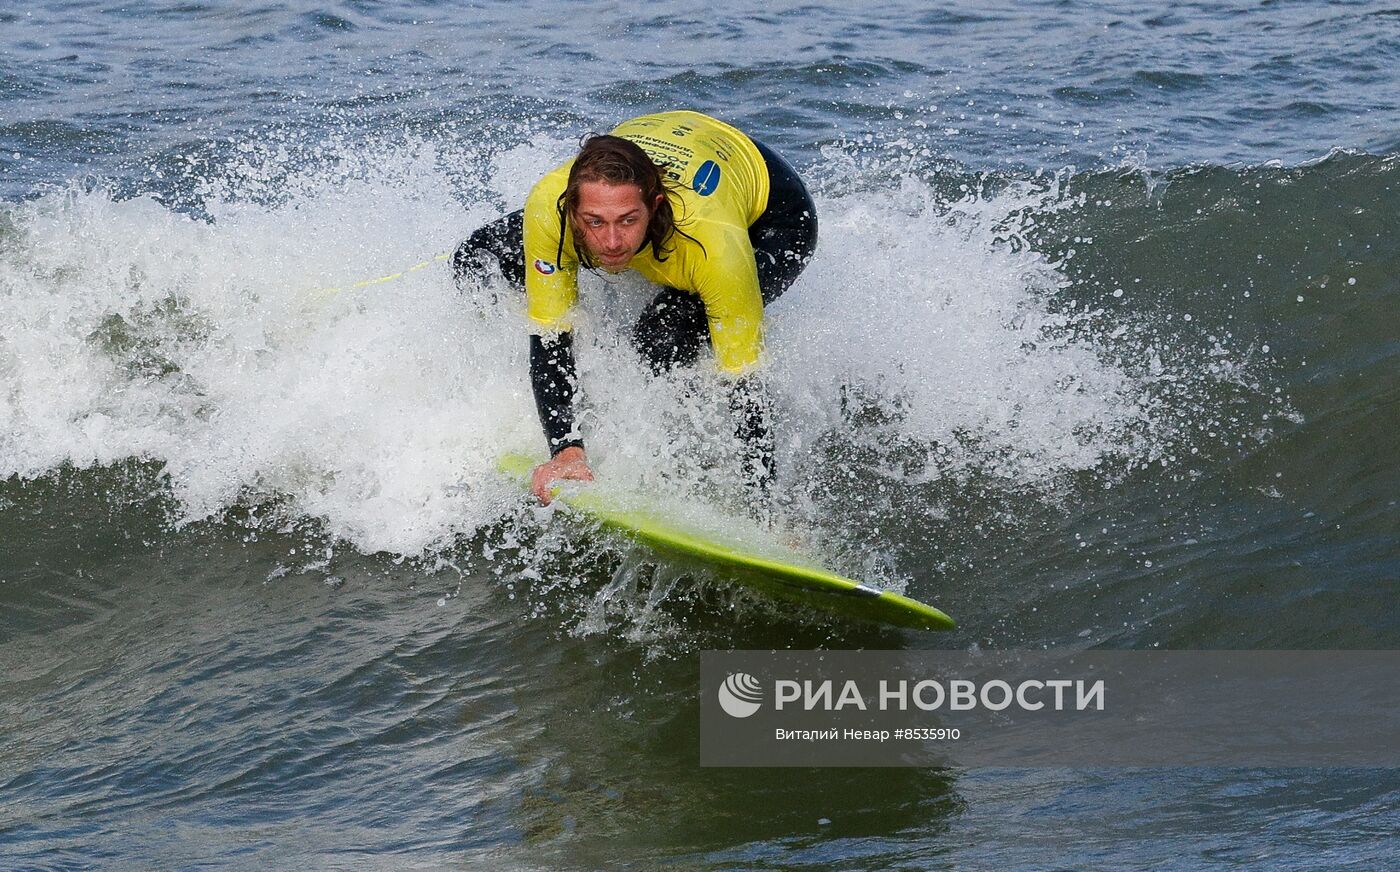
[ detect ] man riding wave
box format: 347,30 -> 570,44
454,110 -> 817,503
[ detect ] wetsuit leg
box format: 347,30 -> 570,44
632,288 -> 710,375
453,209 -> 525,290
629,140 -> 818,376
749,140 -> 818,305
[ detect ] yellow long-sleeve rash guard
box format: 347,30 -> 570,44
523,110 -> 772,375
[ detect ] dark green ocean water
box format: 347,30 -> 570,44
3,1 -> 1397,869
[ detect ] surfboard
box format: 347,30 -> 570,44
497,453 -> 955,631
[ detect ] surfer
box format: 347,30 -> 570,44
454,110 -> 817,503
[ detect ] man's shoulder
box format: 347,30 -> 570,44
527,161 -> 572,204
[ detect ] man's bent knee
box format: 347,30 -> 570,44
453,210 -> 526,290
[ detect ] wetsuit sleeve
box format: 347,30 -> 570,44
728,375 -> 775,492
530,332 -> 583,455
692,223 -> 765,375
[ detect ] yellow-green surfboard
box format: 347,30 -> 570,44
498,453 -> 955,631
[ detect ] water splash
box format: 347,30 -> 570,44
0,128 -> 1273,578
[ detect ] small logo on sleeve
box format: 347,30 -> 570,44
692,160 -> 721,196
533,259 -> 557,275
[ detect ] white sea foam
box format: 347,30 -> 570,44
0,131 -> 1199,558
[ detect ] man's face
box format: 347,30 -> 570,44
574,181 -> 659,271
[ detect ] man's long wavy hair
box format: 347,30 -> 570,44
555,133 -> 700,269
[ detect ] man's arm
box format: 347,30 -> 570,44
691,227 -> 774,494
529,331 -> 582,455
527,331 -> 594,503
728,374 -> 775,492
520,168 -> 594,502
